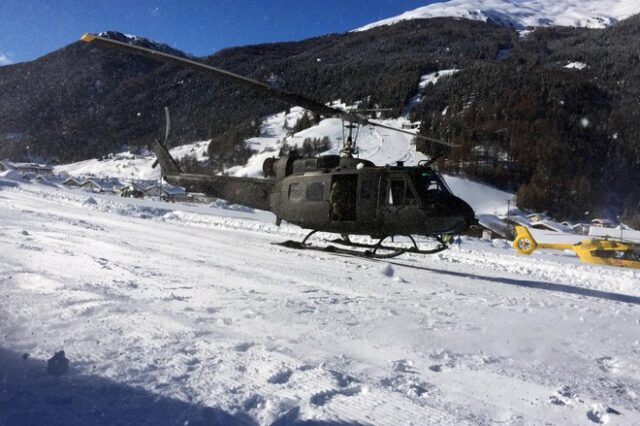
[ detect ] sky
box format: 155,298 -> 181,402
0,0 -> 442,65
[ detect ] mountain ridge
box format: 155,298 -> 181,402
356,0 -> 640,31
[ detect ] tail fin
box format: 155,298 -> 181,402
152,139 -> 182,177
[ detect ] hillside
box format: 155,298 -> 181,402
0,20 -> 513,163
415,15 -> 640,221
2,14 -> 640,220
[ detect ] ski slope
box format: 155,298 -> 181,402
1,176 -> 639,425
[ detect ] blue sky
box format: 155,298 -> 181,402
0,0 -> 441,65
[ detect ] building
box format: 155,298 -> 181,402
80,178 -> 123,193
590,218 -> 616,228
143,184 -> 187,201
0,160 -> 53,176
62,177 -> 83,187
525,213 -> 548,224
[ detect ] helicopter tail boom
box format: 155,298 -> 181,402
152,140 -> 275,211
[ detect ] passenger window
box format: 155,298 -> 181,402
305,182 -> 324,201
288,183 -> 302,199
389,179 -> 405,206
360,180 -> 375,200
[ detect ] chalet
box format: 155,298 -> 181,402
572,223 -> 591,235
80,178 -> 123,193
525,213 -> 548,224
477,214 -> 511,239
62,177 -> 82,187
143,184 -> 187,201
0,160 -> 53,176
591,218 -> 616,228
127,180 -> 157,192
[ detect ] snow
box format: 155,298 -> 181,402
565,61 -> 588,70
1,174 -> 640,425
355,0 -> 640,31
402,70 -> 459,117
227,111 -> 429,177
0,53 -> 12,66
54,141 -> 210,181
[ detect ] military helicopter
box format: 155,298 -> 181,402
81,33 -> 476,258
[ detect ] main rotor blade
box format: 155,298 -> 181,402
365,120 -> 460,147
81,33 -> 347,119
80,33 -> 457,147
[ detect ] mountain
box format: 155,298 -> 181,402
356,0 -> 640,31
2,13 -> 640,221
0,20 -> 513,163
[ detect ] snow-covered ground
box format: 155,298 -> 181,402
55,106 -> 429,181
401,70 -> 459,117
55,141 -> 211,181
1,174 -> 640,425
355,0 -> 640,31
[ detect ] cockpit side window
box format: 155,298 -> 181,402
414,170 -> 451,200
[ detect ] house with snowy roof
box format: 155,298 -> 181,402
143,184 -> 187,201
80,178 -> 124,193
590,218 -> 616,228
0,160 -> 53,176
127,180 -> 158,192
62,177 -> 83,187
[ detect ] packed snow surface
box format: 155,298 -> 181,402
1,174 -> 640,425
356,0 -> 640,31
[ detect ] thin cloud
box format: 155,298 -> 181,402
0,53 -> 13,66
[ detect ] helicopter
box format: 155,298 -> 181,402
80,33 -> 476,258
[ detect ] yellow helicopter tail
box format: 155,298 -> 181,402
512,225 -> 575,255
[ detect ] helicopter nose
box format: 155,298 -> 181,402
445,196 -> 476,233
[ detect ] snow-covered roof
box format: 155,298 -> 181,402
144,184 -> 186,196
0,160 -> 53,172
81,178 -> 123,190
477,214 -> 510,237
591,218 -> 616,227
126,180 -> 158,192
62,177 -> 82,184
536,220 -> 575,234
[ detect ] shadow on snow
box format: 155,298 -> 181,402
0,348 -> 361,426
388,260 -> 640,305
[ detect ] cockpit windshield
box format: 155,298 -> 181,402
413,169 -> 452,200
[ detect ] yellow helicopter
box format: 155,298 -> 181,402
512,225 -> 640,269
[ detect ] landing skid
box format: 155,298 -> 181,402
274,232 -> 448,259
